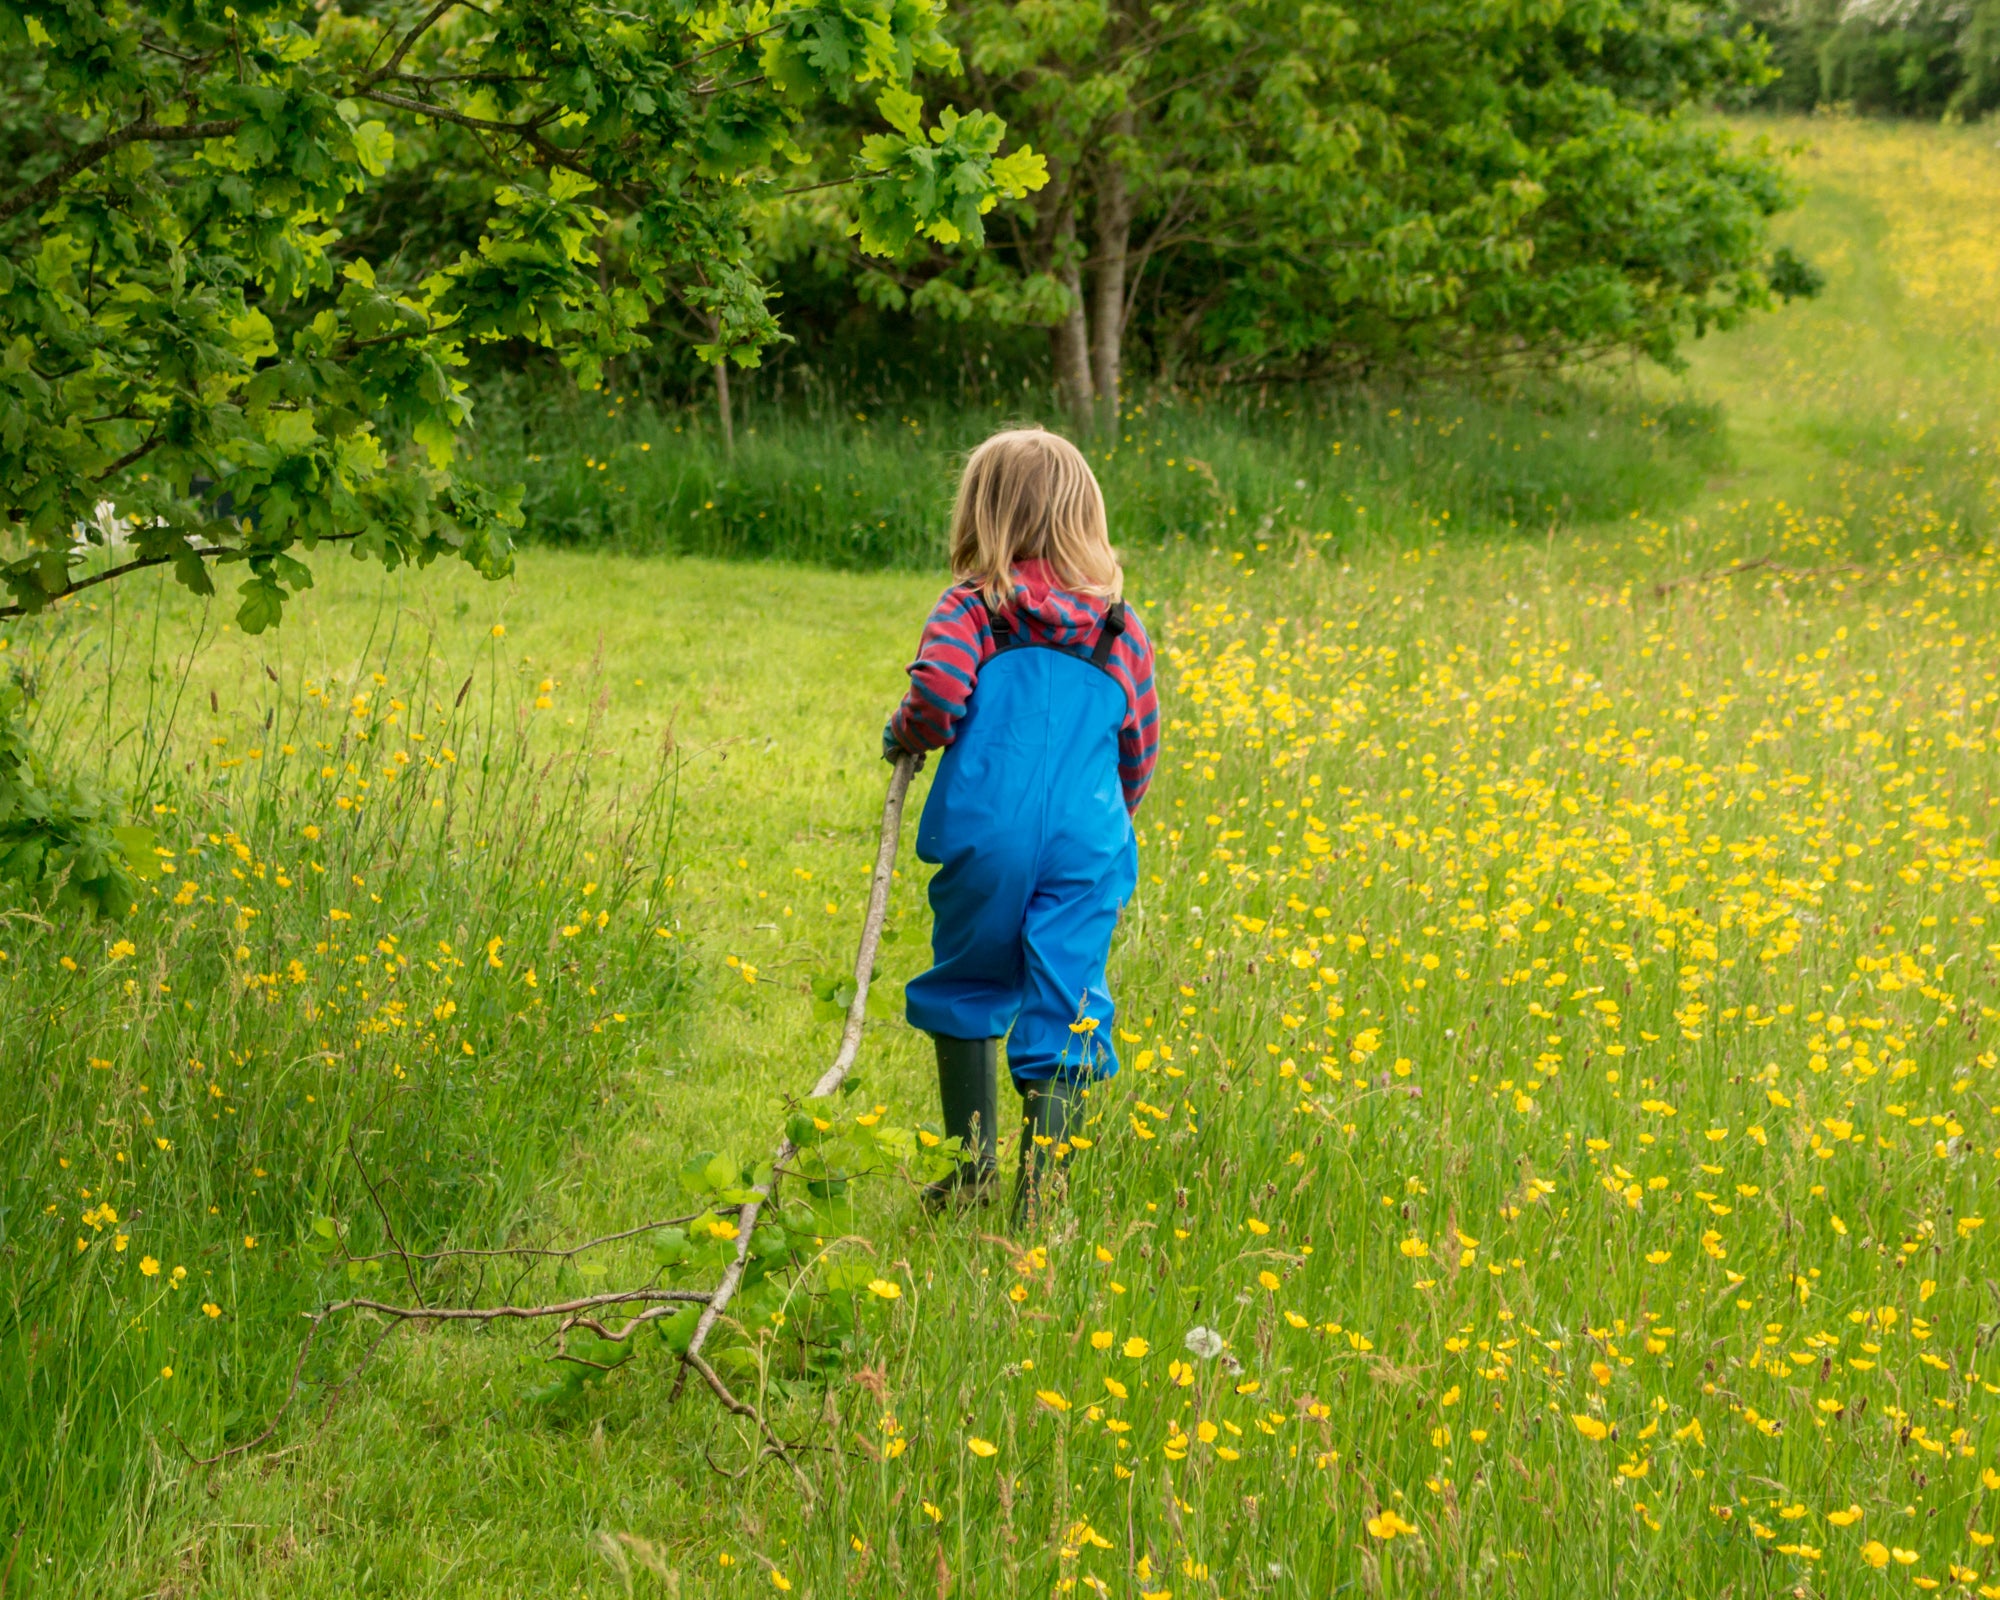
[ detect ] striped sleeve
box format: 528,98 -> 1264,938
1112,610 -> 1159,814
886,586 -> 990,754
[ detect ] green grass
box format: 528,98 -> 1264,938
475,377 -> 1727,569
3,115 -> 2000,1600
0,580 -> 686,1575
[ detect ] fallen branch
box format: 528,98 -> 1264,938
337,1206 -> 733,1266
321,1288 -> 711,1324
1651,553 -> 1866,598
672,752 -> 916,1404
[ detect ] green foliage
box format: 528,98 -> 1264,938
753,0 -> 1797,396
0,0 -> 1043,634
550,1084 -> 959,1391
853,102 -> 1047,253
1766,242 -> 1826,303
0,683 -> 143,914
1733,0 -> 2000,118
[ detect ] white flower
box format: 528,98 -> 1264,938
1184,1325 -> 1225,1359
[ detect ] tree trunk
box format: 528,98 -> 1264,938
1089,113 -> 1133,434
1049,201 -> 1095,432
708,358 -> 732,462
704,314 -> 736,460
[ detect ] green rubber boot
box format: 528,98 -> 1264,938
1014,1076 -> 1081,1226
922,1035 -> 1000,1210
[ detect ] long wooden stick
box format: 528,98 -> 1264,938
674,753 -> 916,1395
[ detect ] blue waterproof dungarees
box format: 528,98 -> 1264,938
904,600 -> 1137,1086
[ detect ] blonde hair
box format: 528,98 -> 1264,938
949,426 -> 1121,609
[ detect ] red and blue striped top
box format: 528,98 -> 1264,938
886,559 -> 1159,813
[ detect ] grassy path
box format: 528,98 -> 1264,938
1673,115 -> 2000,532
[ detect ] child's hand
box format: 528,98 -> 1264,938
882,730 -> 926,771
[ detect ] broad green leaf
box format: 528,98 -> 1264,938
351,120 -> 394,177
878,87 -> 925,139
236,577 -> 286,635
227,308 -> 279,360
413,415 -> 457,469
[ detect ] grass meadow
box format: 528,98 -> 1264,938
3,115 -> 2000,1598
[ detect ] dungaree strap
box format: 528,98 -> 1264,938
973,591 -> 1123,672
986,598 -> 1017,649
1088,600 -> 1127,668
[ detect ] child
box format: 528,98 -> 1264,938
883,427 -> 1157,1214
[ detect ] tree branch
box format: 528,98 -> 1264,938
366,0 -> 468,86
0,531 -> 368,621
0,118 -> 243,226
674,21 -> 789,71
96,436 -> 164,482
777,174 -> 857,198
1650,554 -> 1872,599
691,74 -> 767,98
386,69 -> 548,87
347,322 -> 437,351
136,37 -> 211,66
357,88 -> 552,138
337,1206 -> 734,1265
358,91 -> 593,177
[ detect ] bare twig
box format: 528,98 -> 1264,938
673,754 -> 915,1398
175,1314 -> 325,1465
348,1138 -> 425,1308
315,1315 -> 406,1436
338,1206 -> 732,1265
683,1348 -> 816,1498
